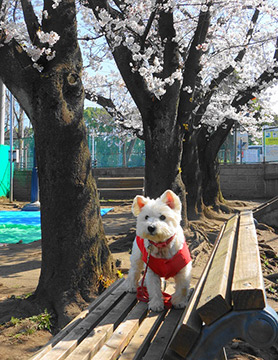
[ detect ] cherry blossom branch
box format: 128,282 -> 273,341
203,36 -> 278,160
20,0 -> 41,47
193,8 -> 260,126
85,90 -> 143,138
77,35 -> 103,41
234,37 -> 278,107
209,37 -> 277,59
208,9 -> 259,94
87,0 -> 123,21
157,1 -> 180,87
113,0 -> 126,14
86,1 -> 154,112
178,3 -> 211,127
0,36 -> 39,119
140,3 -> 158,50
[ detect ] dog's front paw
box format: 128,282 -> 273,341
148,298 -> 164,312
124,279 -> 138,293
171,294 -> 188,309
172,300 -> 187,309
126,284 -> 137,293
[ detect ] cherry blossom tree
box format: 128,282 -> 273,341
81,0 -> 278,220
0,0 -> 114,327
0,0 -> 277,328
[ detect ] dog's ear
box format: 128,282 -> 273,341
132,195 -> 148,216
160,190 -> 181,212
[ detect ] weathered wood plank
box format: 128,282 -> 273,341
31,279 -> 125,360
196,214 -> 239,324
119,309 -> 167,360
143,308 -> 185,360
231,211 -> 266,310
119,283 -> 175,360
39,282 -> 127,360
67,293 -> 137,360
97,177 -> 144,188
168,222 -> 226,359
98,188 -> 144,200
31,211 -> 271,360
92,302 -> 148,360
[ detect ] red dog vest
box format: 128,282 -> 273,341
136,235 -> 191,279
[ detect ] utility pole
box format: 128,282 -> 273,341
9,92 -> 13,202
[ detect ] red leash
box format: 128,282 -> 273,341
136,244 -> 172,309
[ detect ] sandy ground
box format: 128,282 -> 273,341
0,200 -> 135,301
0,198 -> 278,359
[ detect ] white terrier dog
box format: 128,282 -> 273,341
126,189 -> 192,312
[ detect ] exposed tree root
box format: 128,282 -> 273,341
256,222 -> 275,232
186,199 -> 244,253
203,205 -> 233,220
221,199 -> 248,208
186,195 -> 264,246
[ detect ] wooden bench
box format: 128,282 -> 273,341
96,177 -> 144,200
32,210 -> 278,360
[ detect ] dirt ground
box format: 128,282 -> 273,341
0,197 -> 278,359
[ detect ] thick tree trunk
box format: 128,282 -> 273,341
91,1 -> 190,225
31,64 -> 114,327
199,121 -> 235,208
201,155 -> 223,207
181,132 -> 204,220
182,122 -> 234,219
0,1 -> 114,328
143,98 -> 188,227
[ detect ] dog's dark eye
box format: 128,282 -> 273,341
160,215 -> 166,221
145,215 -> 149,220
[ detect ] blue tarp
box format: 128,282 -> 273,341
0,208 -> 113,244
0,211 -> 41,226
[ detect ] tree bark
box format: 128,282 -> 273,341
32,62 -> 114,327
199,120 -> 235,207
143,97 -> 188,226
181,131 -> 204,220
87,1 -> 188,217
182,120 -> 235,219
0,0 -> 114,328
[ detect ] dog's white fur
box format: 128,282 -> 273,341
126,190 -> 192,312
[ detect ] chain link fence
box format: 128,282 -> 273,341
7,127 -> 278,171
6,135 -> 145,170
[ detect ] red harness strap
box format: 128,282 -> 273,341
136,235 -> 192,280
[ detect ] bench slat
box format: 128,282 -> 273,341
31,278 -> 125,360
119,283 -> 176,360
231,211 -> 266,310
32,208 -> 278,360
91,301 -> 148,360
196,214 -> 238,324
168,223 -> 226,358
67,293 -> 137,360
119,309 -> 167,360
97,177 -> 144,188
143,308 -> 185,360
39,283 -> 127,360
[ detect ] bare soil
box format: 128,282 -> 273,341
0,197 -> 278,359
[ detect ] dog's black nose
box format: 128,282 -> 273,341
148,225 -> 156,234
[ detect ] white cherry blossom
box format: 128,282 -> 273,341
1,0 -> 278,141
